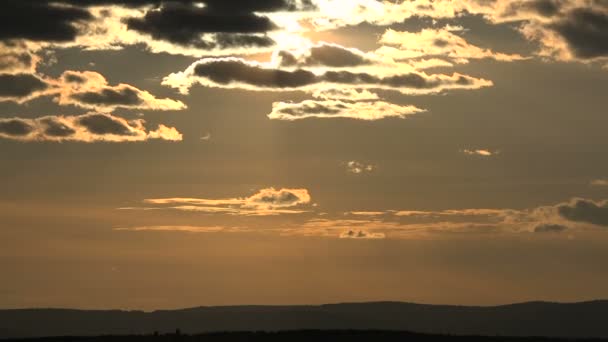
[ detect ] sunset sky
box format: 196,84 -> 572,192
1,0 -> 608,310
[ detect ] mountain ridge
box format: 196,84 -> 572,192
2,300 -> 608,339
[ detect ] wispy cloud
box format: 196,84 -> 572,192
346,161 -> 375,174
128,188 -> 313,216
591,179 -> 608,186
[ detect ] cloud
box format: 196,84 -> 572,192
346,211 -> 386,216
266,87 -> 425,121
163,57 -> 493,94
0,73 -> 49,102
0,70 -> 185,111
276,42 -> 374,67
534,223 -> 569,233
0,113 -> 182,142
138,187 -> 312,216
549,7 -> 608,59
346,161 -> 375,174
340,230 -> 386,239
0,47 -> 39,74
0,1 -> 92,42
115,226 -> 228,233
301,0 -> 608,67
268,99 -> 425,121
462,149 -> 499,157
56,71 -> 186,111
557,198 -> 608,227
124,2 -> 277,49
2,0 -> 606,68
517,4 -> 608,63
591,179 -> 608,186
0,118 -> 35,137
377,28 -> 526,63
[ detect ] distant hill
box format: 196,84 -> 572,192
3,330 -> 607,342
1,301 -> 607,340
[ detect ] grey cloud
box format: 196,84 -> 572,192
0,113 -> 182,142
124,1 -> 298,49
193,59 -> 318,88
340,230 -> 385,239
557,198 -> 608,227
0,73 -> 48,100
39,117 -> 77,137
504,0 -> 562,18
62,73 -> 88,84
0,118 -> 35,137
534,223 -> 568,233
71,87 -> 144,107
215,34 -> 275,49
0,1 -> 92,43
551,8 -> 608,59
526,0 -> 562,17
251,189 -> 303,207
171,58 -> 491,92
278,43 -> 372,67
76,113 -> 137,136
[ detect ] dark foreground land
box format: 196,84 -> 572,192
3,301 -> 608,339
5,331 -> 608,342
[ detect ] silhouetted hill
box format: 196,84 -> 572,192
4,330 -> 608,342
1,301 -> 607,340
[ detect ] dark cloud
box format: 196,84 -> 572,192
62,73 -> 88,84
0,113 -> 182,142
71,86 -> 144,107
76,113 -> 136,136
0,1 -> 92,42
124,1 -> 302,48
126,5 -> 275,47
193,59 -> 318,88
380,73 -> 440,89
215,34 -> 275,49
557,198 -> 608,227
534,223 -> 568,233
169,58 -> 491,92
526,0 -> 562,17
0,73 -> 48,99
51,0 -> 313,11
0,118 -> 34,137
551,8 -> 608,59
340,230 -> 385,239
504,0 -> 562,18
39,117 -> 76,138
253,190 -> 302,206
0,0 -> 312,48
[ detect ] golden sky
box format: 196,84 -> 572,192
1,0 -> 608,310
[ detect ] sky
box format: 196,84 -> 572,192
1,0 -> 608,310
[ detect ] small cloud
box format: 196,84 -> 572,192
462,149 -> 499,157
534,223 -> 568,233
591,179 -> 608,186
340,230 -> 386,239
346,161 -> 375,174
347,211 -> 386,216
201,132 -> 212,141
115,226 -> 228,233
